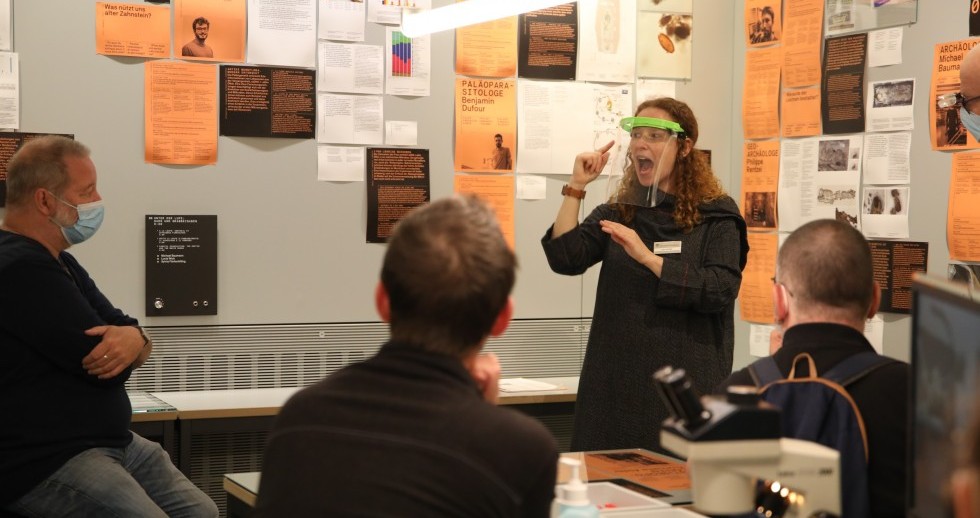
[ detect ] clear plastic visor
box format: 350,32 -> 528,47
607,117 -> 682,207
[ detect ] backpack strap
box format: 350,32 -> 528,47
748,356 -> 783,387
822,351 -> 897,386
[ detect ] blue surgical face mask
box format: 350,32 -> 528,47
47,191 -> 105,245
961,106 -> 980,141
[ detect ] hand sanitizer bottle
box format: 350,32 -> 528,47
555,457 -> 600,518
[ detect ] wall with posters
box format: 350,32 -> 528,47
3,0 -> 740,335
729,0 -> 951,369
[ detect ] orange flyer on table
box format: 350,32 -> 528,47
583,450 -> 690,491
95,2 -> 170,58
781,87 -> 821,137
144,61 -> 218,165
948,153 -> 980,261
743,46 -> 782,140
781,0 -> 822,88
740,232 -> 778,324
453,174 -> 515,249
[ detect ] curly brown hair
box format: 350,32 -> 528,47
612,97 -> 726,232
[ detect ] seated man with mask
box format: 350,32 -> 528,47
0,136 -> 217,517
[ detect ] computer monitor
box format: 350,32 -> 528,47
908,274 -> 980,517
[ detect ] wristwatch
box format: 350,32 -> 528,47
562,184 -> 586,199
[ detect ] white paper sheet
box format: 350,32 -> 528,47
246,0 -> 316,68
778,135 -> 863,233
0,0 -> 11,51
516,175 -> 547,200
318,0 -> 366,42
499,378 -> 559,392
385,120 -> 418,146
385,27 -> 430,97
317,145 -> 365,181
637,9 -> 693,79
516,80 -> 631,177
866,78 -> 914,132
868,26 -> 902,68
861,185 -> 909,238
750,324 -> 778,357
316,93 -> 383,145
576,0 -> 637,83
317,41 -> 383,94
863,314 -> 884,354
636,79 -> 677,103
862,132 -> 910,185
0,52 -> 19,130
367,0 -> 430,25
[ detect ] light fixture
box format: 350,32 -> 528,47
400,0 -> 577,38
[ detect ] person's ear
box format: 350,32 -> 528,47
680,138 -> 694,158
34,188 -> 56,216
374,282 -> 391,323
867,280 -> 881,320
951,469 -> 980,518
772,281 -> 789,324
489,297 -> 514,337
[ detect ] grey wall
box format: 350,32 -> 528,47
4,0 -> 736,330
729,0 -> 955,369
26,1 -> 953,373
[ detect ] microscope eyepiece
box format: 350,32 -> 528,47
652,366 -> 709,430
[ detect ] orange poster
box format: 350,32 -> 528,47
781,0 -> 822,88
745,0 -> 780,47
948,153 -> 980,261
95,2 -> 171,58
174,0 -> 246,63
583,450 -> 689,492
781,87 -> 821,137
743,46 -> 782,140
740,232 -> 777,324
455,12 -> 518,78
454,77 -> 517,173
144,61 -> 218,165
930,39 -> 980,151
453,174 -> 515,248
741,141 -> 779,230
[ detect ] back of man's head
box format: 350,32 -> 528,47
777,219 -> 873,320
381,195 -> 516,357
5,136 -> 88,209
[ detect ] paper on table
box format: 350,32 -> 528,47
499,378 -> 559,392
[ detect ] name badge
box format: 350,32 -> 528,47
653,241 -> 682,255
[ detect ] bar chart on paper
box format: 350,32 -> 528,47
392,31 -> 413,77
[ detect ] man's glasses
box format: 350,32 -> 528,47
771,276 -> 795,298
937,92 -> 980,110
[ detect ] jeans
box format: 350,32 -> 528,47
5,432 -> 218,518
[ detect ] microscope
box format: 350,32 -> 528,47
652,367 -> 841,518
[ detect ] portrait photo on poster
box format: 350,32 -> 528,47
743,191 -> 776,228
747,4 -> 779,45
935,83 -> 968,148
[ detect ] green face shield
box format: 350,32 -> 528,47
607,117 -> 684,207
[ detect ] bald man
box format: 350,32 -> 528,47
958,44 -> 980,140
717,219 -> 909,517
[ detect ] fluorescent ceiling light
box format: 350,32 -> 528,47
400,0 -> 577,38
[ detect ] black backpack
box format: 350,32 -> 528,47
748,351 -> 896,517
